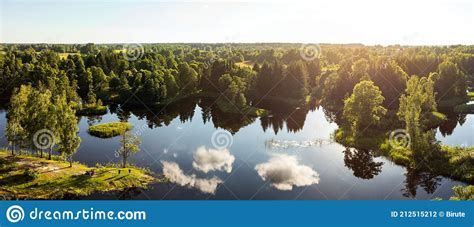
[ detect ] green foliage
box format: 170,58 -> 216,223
118,131 -> 141,168
398,76 -> 438,162
1,44 -> 471,115
371,60 -> 408,108
380,142 -> 473,183
333,127 -> 385,151
88,122 -> 133,138
439,145 -> 474,183
351,59 -> 370,80
450,185 -> 474,200
23,168 -> 39,180
282,60 -> 310,101
379,139 -> 413,166
423,111 -> 447,128
55,93 -> 81,166
6,85 -> 30,154
7,85 -> 81,162
343,80 -> 387,135
76,101 -> 107,115
432,59 -> 467,101
322,59 -> 363,103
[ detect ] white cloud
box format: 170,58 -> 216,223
192,146 -> 235,173
161,161 -> 223,194
255,154 -> 319,191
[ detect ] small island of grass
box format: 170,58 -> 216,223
76,103 -> 107,115
88,122 -> 133,138
0,150 -> 154,199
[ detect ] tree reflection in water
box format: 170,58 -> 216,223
343,148 -> 383,180
105,97 -> 314,135
402,168 -> 442,198
438,111 -> 467,137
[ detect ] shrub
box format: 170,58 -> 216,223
23,169 -> 39,180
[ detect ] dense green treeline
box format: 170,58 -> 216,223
0,43 -> 473,198
1,43 -> 473,111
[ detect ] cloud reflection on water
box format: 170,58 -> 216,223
192,146 -> 235,173
255,154 -> 320,191
161,161 -> 222,194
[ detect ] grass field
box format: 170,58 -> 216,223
0,150 -> 154,199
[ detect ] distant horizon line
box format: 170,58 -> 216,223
1,42 -> 473,47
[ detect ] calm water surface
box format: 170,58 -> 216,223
0,99 -> 471,200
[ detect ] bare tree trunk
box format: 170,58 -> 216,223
122,153 -> 127,168
11,135 -> 16,156
48,146 -> 52,160
121,131 -> 127,168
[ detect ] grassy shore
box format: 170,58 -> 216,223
380,143 -> 474,183
88,122 -> 133,138
0,150 -> 154,199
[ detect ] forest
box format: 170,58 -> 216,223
0,43 -> 473,199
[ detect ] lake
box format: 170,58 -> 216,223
0,98 -> 471,200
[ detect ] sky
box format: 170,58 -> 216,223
1,0 -> 473,45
